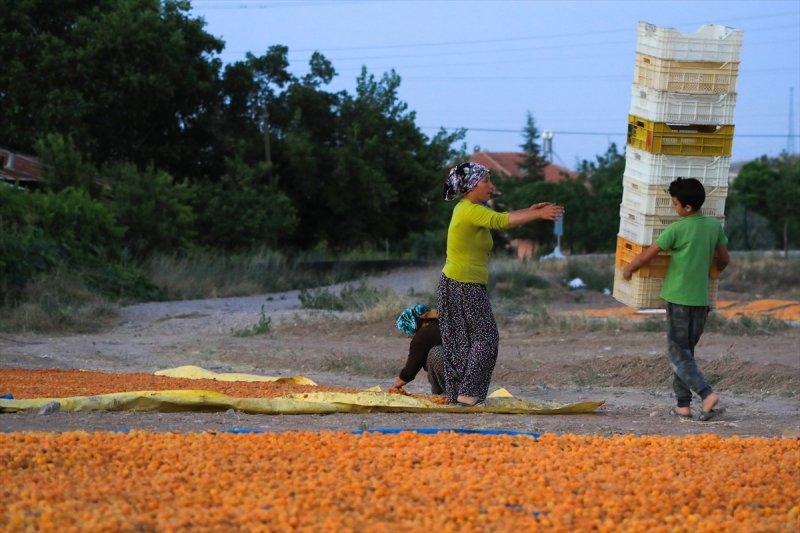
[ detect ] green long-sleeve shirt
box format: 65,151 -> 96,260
442,199 -> 510,285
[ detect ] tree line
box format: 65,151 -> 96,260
1,1 -> 797,305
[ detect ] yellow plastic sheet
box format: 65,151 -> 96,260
0,366 -> 605,415
0,389 -> 604,415
153,365 -> 317,385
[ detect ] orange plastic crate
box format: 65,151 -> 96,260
614,235 -> 721,279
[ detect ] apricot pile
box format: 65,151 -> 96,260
0,368 -> 361,399
1,431 -> 797,531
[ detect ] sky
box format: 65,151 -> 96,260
189,0 -> 800,169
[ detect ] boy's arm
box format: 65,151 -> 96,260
622,244 -> 662,280
715,246 -> 730,273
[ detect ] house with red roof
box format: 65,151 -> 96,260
468,150 -> 576,182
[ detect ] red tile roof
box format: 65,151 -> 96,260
0,148 -> 43,184
469,151 -> 575,182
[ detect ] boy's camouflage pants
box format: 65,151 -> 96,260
666,303 -> 714,407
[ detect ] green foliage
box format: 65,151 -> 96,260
564,257 -> 615,292
491,143 -> 624,253
572,143 -> 626,252
34,133 -> 100,195
722,254 -> 800,299
724,205 -> 776,250
705,312 -> 789,336
231,305 -> 272,337
409,230 -> 447,260
0,185 -> 158,305
101,161 -> 197,258
517,111 -> 548,181
0,270 -> 119,334
730,154 -> 800,252
488,262 -> 550,299
298,280 -> 394,311
0,0 -> 224,171
192,154 -> 297,252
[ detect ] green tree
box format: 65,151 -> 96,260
0,0 -> 224,175
724,205 -> 775,250
34,134 -> 100,197
101,162 -> 197,258
575,143 -> 626,252
193,153 -> 297,252
518,112 -> 549,181
730,154 -> 800,253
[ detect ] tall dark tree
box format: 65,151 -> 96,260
518,112 -> 549,182
0,0 -> 224,177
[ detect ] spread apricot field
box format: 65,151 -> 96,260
0,431 -> 797,532
1,368 -> 362,399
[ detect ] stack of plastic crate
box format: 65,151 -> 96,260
613,21 -> 743,309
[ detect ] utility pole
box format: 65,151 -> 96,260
789,87 -> 796,154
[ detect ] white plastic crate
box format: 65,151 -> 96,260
634,54 -> 739,94
622,175 -> 728,217
613,267 -> 719,309
636,21 -> 743,62
624,146 -> 731,188
629,84 -> 736,125
613,266 -> 665,309
618,204 -> 725,245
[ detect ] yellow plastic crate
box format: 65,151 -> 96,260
627,114 -> 735,157
613,266 -> 719,309
622,175 -> 727,217
634,53 -> 739,94
615,235 -> 671,277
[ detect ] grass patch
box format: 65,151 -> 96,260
722,254 -> 800,299
299,280 -> 395,313
705,312 -> 790,336
0,271 -> 119,333
231,305 -> 273,337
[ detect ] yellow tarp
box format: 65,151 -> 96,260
0,389 -> 604,415
0,367 -> 605,415
153,365 -> 317,385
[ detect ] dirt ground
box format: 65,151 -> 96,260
1,266 -> 798,438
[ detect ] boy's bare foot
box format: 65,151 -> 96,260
672,406 -> 692,418
698,392 -> 726,421
701,392 -> 720,414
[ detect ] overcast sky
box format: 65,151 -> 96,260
190,0 -> 800,168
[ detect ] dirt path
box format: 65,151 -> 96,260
1,266 -> 798,437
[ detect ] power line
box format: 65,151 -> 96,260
421,127 -> 800,139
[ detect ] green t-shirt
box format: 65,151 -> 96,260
656,214 -> 728,306
442,200 -> 510,285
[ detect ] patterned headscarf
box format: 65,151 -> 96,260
443,162 -> 490,201
395,304 -> 431,336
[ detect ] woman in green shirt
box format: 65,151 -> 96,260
439,162 -> 564,406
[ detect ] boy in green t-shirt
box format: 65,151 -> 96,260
622,178 -> 730,421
